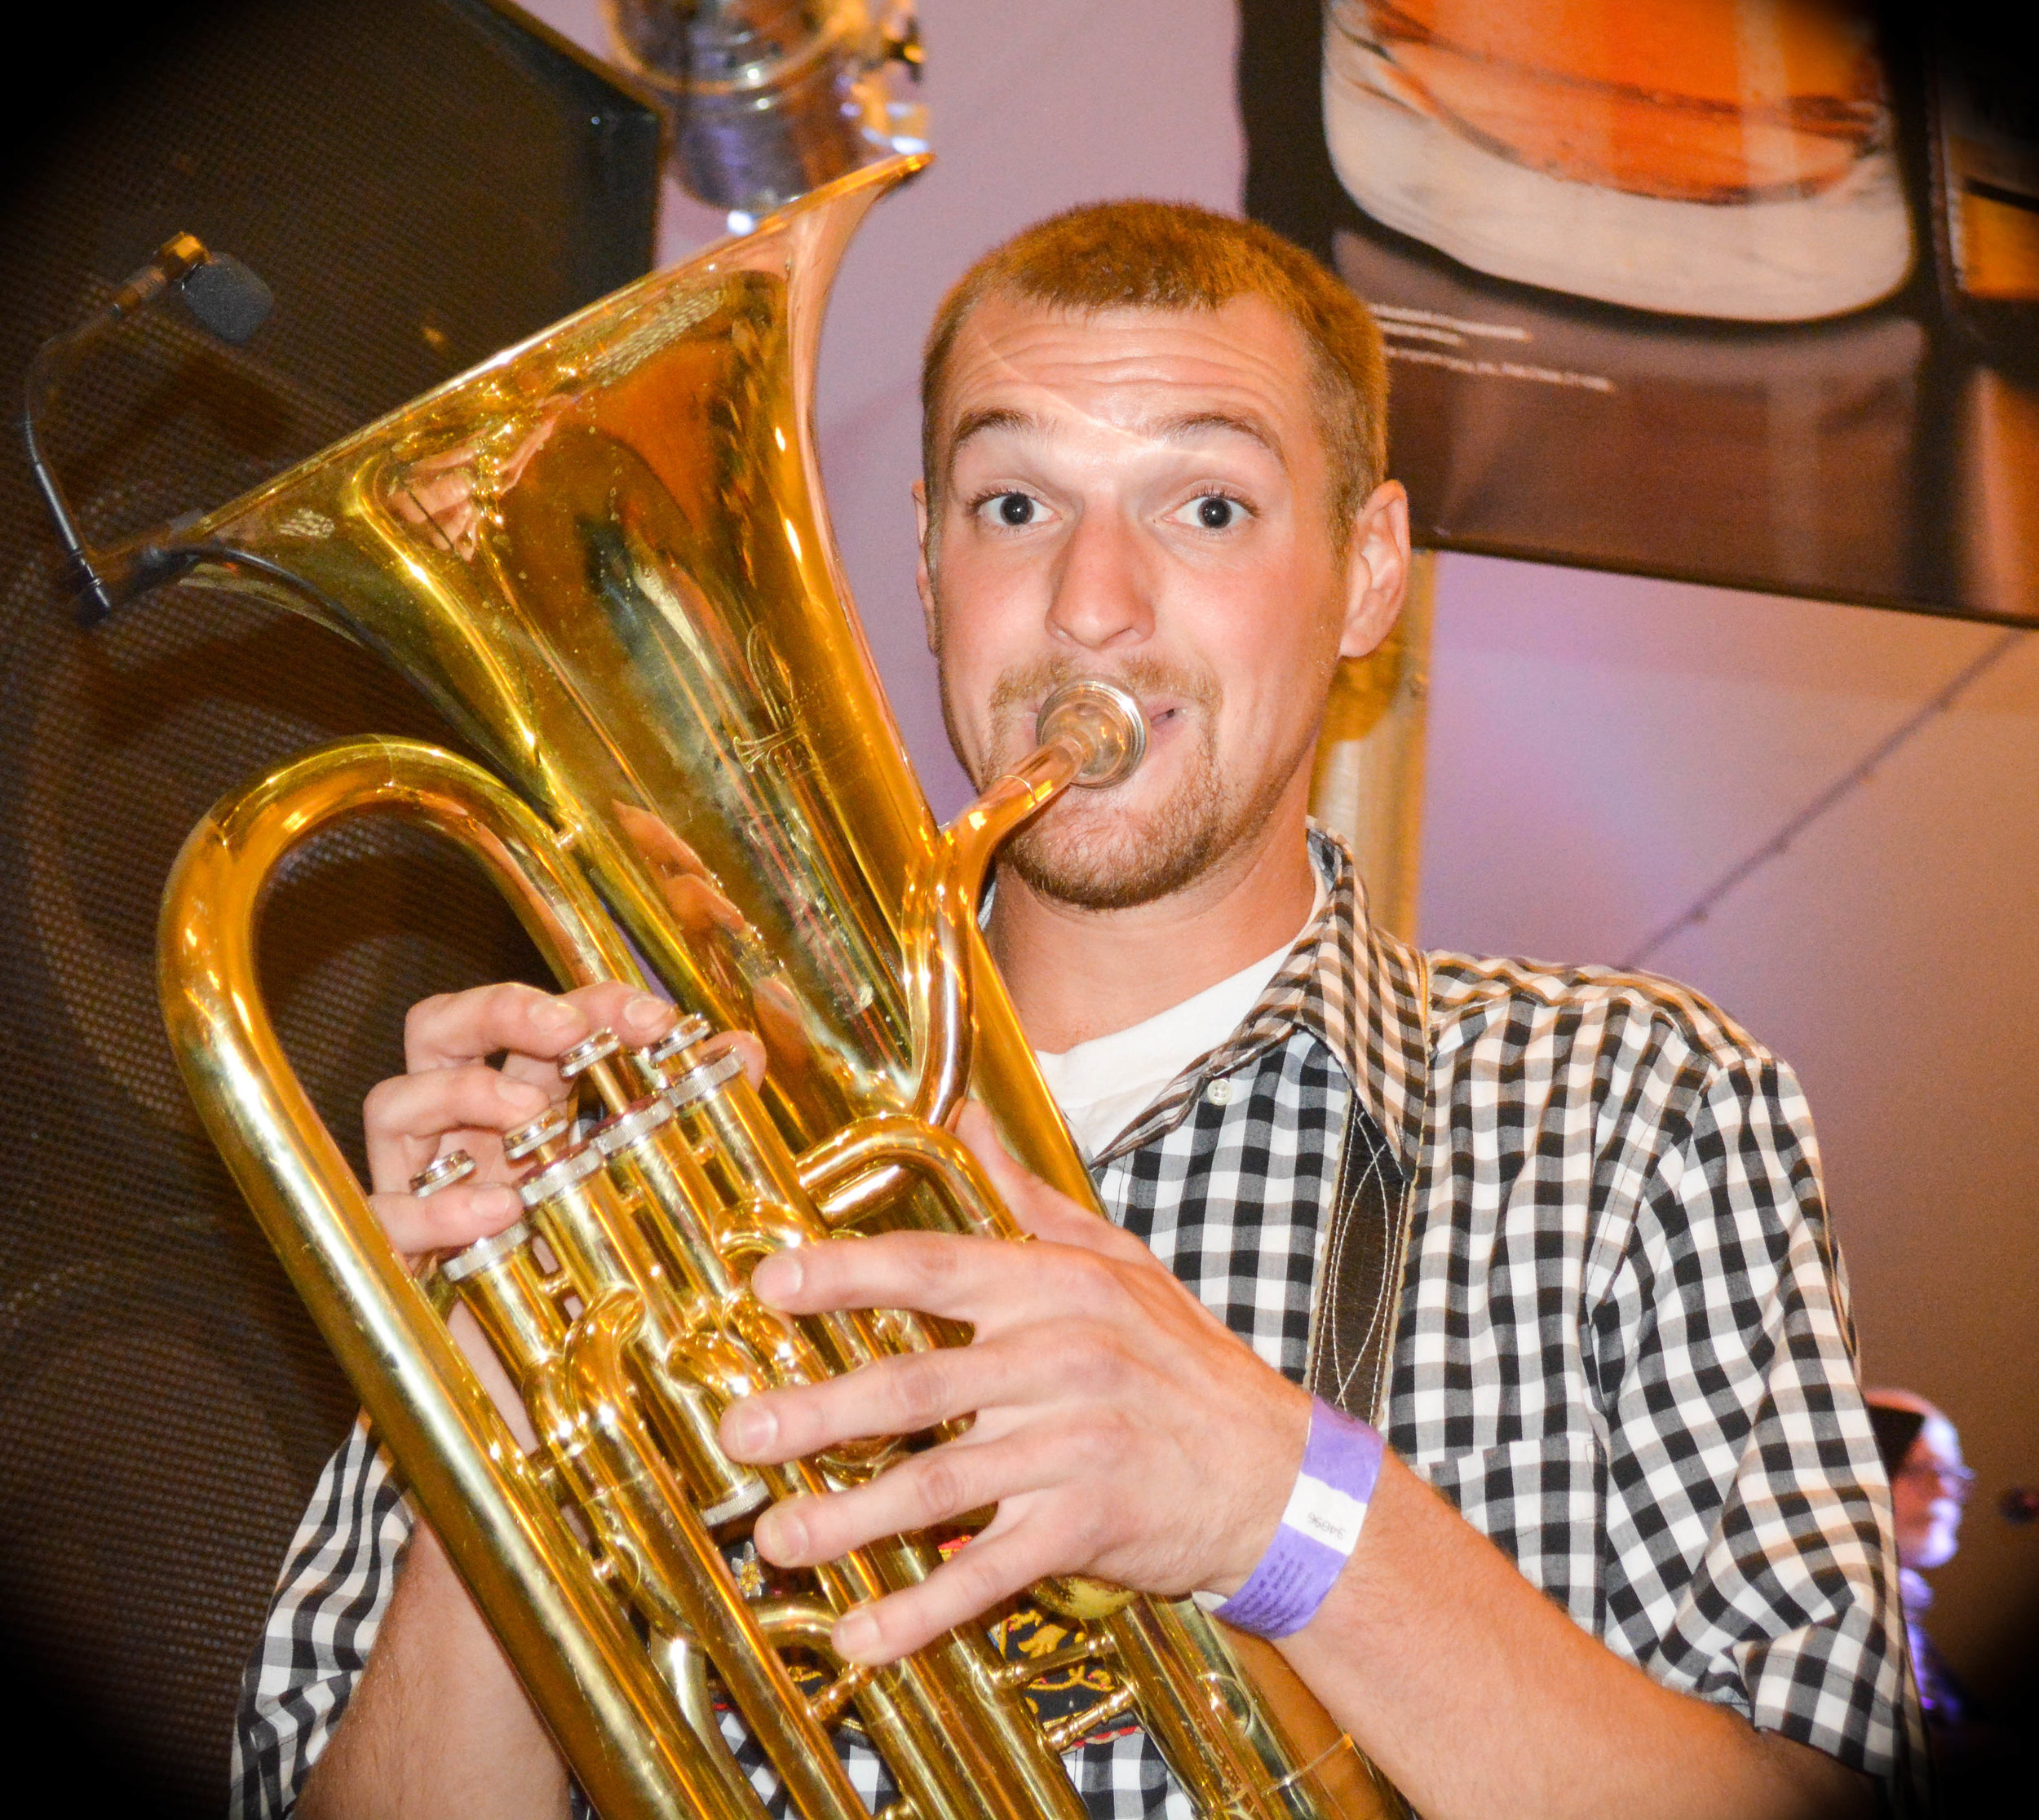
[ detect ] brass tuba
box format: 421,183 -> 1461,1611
151,156 -> 1404,1820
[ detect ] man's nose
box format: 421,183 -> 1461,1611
1044,506 -> 1154,651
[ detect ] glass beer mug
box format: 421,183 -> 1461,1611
1322,0 -> 1914,321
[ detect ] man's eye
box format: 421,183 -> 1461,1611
1188,495 -> 1241,530
993,493 -> 1036,527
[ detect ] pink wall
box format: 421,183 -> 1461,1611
529,0 -> 2038,1696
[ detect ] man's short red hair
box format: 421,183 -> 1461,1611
920,201 -> 1388,531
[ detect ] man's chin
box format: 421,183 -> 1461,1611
1002,806 -> 1226,912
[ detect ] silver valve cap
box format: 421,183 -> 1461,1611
409,1150 -> 475,1198
503,1103 -> 576,1163
557,1029 -> 621,1080
442,1219 -> 534,1284
662,1047 -> 745,1112
644,1014 -> 714,1067
1036,678 -> 1146,788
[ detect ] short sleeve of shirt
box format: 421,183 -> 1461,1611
230,1419 -> 414,1819
1396,949 -> 1929,1814
1591,1054 -> 1926,1799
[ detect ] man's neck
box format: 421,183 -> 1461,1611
985,797 -> 1319,1054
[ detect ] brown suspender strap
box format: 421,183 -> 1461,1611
1304,1104 -> 1412,1428
1305,955 -> 1430,1431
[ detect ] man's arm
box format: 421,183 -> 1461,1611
298,1516 -> 569,1820
716,1103 -> 1876,1820
1280,1451 -> 1869,1818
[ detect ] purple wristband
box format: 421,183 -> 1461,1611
1207,1398 -> 1384,1638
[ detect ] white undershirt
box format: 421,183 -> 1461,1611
1033,870 -> 1327,1161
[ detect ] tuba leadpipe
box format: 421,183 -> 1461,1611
148,157 -> 1406,1820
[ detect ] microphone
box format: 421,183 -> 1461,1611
24,232 -> 275,624
178,252 -> 274,346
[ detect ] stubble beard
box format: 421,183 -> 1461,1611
957,653 -> 1246,912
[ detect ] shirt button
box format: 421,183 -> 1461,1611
1205,1077 -> 1237,1107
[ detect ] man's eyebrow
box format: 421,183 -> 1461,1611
949,406 -> 1038,455
1147,409 -> 1285,462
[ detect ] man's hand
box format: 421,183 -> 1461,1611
359,978 -> 776,1443
361,978 -> 683,1258
718,1102 -> 1311,1665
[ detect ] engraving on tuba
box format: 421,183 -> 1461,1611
150,158 -> 1405,1820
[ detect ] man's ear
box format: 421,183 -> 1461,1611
913,478 -> 940,655
1338,480 -> 1411,661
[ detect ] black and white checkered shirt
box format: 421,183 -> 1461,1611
233,828 -> 1925,1816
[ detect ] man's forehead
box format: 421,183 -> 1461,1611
935,291 -> 1316,455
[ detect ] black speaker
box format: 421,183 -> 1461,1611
0,3 -> 661,1808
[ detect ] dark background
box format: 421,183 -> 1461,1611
0,2 -> 657,1807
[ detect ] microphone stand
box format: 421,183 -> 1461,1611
22,232 -> 275,625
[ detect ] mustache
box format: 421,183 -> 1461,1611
986,652 -> 1222,725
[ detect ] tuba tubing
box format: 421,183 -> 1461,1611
161,738 -> 775,1820
161,735 -> 1089,1820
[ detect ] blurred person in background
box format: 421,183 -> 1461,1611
1865,1389 -> 2014,1812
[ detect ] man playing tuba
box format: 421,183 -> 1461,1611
235,203 -> 1922,1820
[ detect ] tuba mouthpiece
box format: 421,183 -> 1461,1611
1036,678 -> 1147,789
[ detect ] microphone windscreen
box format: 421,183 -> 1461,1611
179,254 -> 273,345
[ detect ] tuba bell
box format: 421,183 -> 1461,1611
146,156 -> 1405,1820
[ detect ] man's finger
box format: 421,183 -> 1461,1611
568,979 -> 683,1050
751,1426 -> 1068,1568
403,981 -> 583,1072
362,1064 -> 551,1192
402,978 -> 676,1075
829,1523 -> 1068,1666
368,1181 -> 524,1259
720,1332 -> 1045,1464
746,1230 -> 1073,1330
719,1028 -> 768,1089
